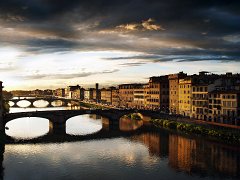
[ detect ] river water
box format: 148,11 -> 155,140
1,99 -> 239,179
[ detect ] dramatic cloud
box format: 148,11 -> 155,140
116,18 -> 165,32
0,0 -> 239,89
0,0 -> 239,57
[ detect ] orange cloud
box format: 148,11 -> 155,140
116,18 -> 165,32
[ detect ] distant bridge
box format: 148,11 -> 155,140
9,97 -> 80,108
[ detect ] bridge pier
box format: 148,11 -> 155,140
48,121 -> 66,135
48,114 -> 67,135
11,102 -> 18,108
47,102 -> 54,108
108,118 -> 120,131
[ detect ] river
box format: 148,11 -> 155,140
1,99 -> 239,179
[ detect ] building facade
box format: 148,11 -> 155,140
72,88 -> 85,100
84,88 -> 94,101
133,84 -> 146,109
112,88 -> 119,107
55,88 -> 65,97
208,91 -> 240,125
179,77 -> 192,117
169,72 -> 187,114
148,76 -> 169,111
191,73 -> 221,120
100,88 -> 112,104
119,84 -> 143,108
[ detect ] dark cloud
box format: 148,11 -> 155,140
0,0 -> 240,62
104,54 -> 240,64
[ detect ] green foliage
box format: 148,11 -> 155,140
131,113 -> 142,120
151,118 -> 240,144
124,113 -> 142,120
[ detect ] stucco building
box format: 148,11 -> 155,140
84,88 -> 94,101
133,84 -> 146,109
179,77 -> 192,117
119,84 -> 144,108
168,72 -> 187,114
112,88 -> 119,107
147,76 -> 169,111
55,88 -> 65,97
100,88 -> 112,104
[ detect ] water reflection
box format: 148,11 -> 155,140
16,100 -> 30,108
3,131 -> 240,180
3,106 -> 240,179
51,100 -> 64,107
8,101 -> 14,107
33,100 -> 49,108
66,114 -> 103,135
5,118 -> 49,140
170,134 -> 240,178
131,131 -> 240,179
119,118 -> 143,131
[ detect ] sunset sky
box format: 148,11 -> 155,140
0,0 -> 239,90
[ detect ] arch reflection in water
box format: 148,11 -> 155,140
16,100 -> 31,108
119,117 -> 143,131
5,117 -> 49,140
8,101 -> 14,107
33,100 -> 49,108
66,114 -> 103,135
51,100 -> 64,107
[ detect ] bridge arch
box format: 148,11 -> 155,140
15,99 -> 32,108
32,99 -> 50,108
51,99 -> 66,107
4,113 -> 53,125
66,114 -> 104,135
5,117 -> 50,140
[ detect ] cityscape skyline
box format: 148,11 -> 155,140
0,0 -> 240,90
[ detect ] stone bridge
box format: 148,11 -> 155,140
5,124 -> 154,145
3,109 -> 135,135
9,97 -> 79,108
3,109 -> 164,134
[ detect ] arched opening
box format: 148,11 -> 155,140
66,114 -> 103,135
5,117 -> 49,140
16,100 -> 31,108
51,100 -> 64,107
33,100 -> 49,108
8,101 -> 14,107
